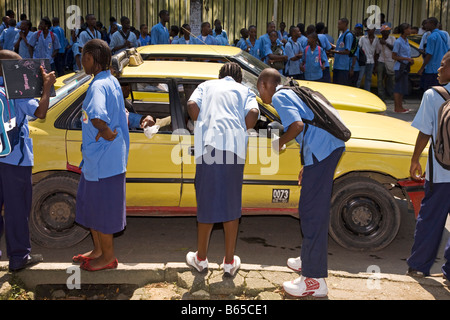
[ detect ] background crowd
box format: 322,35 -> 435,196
0,8 -> 448,102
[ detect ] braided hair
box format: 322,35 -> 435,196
219,62 -> 243,83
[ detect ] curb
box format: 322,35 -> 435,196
1,261 -> 446,291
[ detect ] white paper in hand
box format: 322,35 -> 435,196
272,133 -> 286,151
144,125 -> 160,139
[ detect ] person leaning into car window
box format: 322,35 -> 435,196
120,83 -> 155,130
185,62 -> 259,277
257,68 -> 345,298
0,50 -> 56,272
72,39 -> 130,271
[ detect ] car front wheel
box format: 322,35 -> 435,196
329,177 -> 401,251
30,174 -> 89,248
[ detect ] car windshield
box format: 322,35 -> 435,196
233,50 -> 290,83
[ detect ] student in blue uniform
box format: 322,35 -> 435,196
72,39 -> 130,271
185,63 -> 259,277
109,16 -> 138,54
192,22 -> 217,45
0,18 -> 19,51
29,17 -> 61,72
407,51 -> 450,283
176,24 -> 193,44
13,20 -> 34,58
0,50 -> 56,272
243,25 -> 262,60
330,18 -> 353,85
284,26 -> 303,79
138,24 -> 151,46
51,17 -> 68,77
151,10 -> 170,45
257,68 -> 345,298
301,32 -> 328,81
77,14 -> 102,53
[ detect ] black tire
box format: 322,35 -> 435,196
30,174 -> 89,248
330,177 -> 401,251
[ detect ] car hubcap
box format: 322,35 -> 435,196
341,197 -> 382,236
40,193 -> 76,232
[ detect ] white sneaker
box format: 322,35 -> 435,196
287,256 -> 302,272
222,255 -> 241,277
186,251 -> 208,272
283,276 -> 328,298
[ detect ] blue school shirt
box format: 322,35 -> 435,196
425,29 -> 449,74
14,31 -> 35,58
176,36 -> 193,44
318,34 -> 332,68
240,39 -> 262,59
272,87 -> 345,166
78,28 -> 101,49
139,34 -> 151,46
188,76 -> 259,161
350,46 -> 361,72
213,30 -> 228,42
0,78 -> 39,167
151,22 -> 170,45
258,33 -> 271,60
392,36 -> 411,71
0,26 -> 19,51
50,26 -> 67,54
284,38 -> 303,76
109,30 -> 138,54
278,30 -> 288,42
192,34 -> 217,45
214,33 -> 228,45
411,83 -> 450,183
334,29 -> 353,71
302,45 -> 327,81
29,31 -> 61,64
80,70 -> 130,181
263,38 -> 284,65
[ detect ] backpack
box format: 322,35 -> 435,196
269,43 -> 286,70
304,45 -> 324,68
430,86 -> 450,170
279,81 -> 351,165
358,46 -> 367,66
343,30 -> 358,57
0,87 -> 25,162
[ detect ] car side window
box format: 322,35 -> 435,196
128,81 -> 173,133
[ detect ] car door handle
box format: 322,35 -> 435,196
188,146 -> 195,156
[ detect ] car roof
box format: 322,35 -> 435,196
120,60 -> 223,79
137,44 -> 241,57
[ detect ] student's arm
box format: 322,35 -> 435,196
92,118 -> 117,141
34,66 -> 56,119
245,108 -> 259,130
187,100 -> 200,121
410,131 -> 431,181
278,121 -> 304,152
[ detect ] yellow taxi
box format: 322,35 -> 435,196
29,49 -> 426,251
137,44 -> 386,113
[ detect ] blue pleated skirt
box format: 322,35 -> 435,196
75,172 -> 126,234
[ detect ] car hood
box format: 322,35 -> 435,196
297,80 -> 386,113
339,110 -> 418,146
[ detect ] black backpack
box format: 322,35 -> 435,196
343,30 -> 358,57
280,80 -> 352,143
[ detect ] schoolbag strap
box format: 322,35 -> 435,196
432,86 -> 450,101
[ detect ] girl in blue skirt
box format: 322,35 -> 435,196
72,39 -> 130,271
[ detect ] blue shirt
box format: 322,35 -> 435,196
424,29 -> 449,74
213,30 -> 228,42
50,26 -> 67,53
258,33 -> 271,60
78,28 -> 101,49
176,36 -> 194,44
240,39 -> 262,60
0,26 -> 19,51
14,31 -> 35,58
392,36 -> 411,71
29,30 -> 61,64
272,87 -> 345,166
80,70 -> 130,181
264,38 -> 284,65
188,76 -> 259,161
109,29 -> 138,54
278,30 -> 288,42
214,33 -> 229,45
139,34 -> 151,46
302,45 -> 327,81
151,22 -> 170,45
284,38 -> 303,76
318,34 -> 332,68
0,81 -> 39,166
411,83 -> 450,183
192,34 -> 217,45
334,29 -> 353,71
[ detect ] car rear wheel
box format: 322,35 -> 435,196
330,177 -> 401,251
30,174 -> 89,248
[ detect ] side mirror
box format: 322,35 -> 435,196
267,121 -> 284,138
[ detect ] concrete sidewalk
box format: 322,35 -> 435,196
1,261 -> 449,300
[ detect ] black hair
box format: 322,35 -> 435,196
427,17 -> 439,28
159,10 -> 169,18
398,23 -> 411,35
120,16 -> 129,24
20,13 -> 27,20
339,18 -> 349,25
82,39 -> 112,71
41,17 -> 51,28
219,62 -> 242,83
296,23 -> 305,34
170,25 -> 179,33
316,22 -> 325,34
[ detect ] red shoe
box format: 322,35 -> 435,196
80,258 -> 118,271
72,254 -> 94,263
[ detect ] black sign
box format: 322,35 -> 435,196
1,59 -> 56,99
